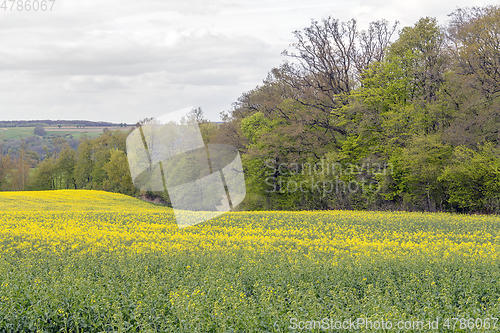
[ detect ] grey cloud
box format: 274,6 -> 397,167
3,0 -> 486,124
62,76 -> 129,92
0,28 -> 278,78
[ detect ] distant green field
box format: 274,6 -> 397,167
0,127 -> 36,140
0,127 -> 131,141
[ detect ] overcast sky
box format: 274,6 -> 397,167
0,0 -> 495,123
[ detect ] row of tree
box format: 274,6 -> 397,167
211,5 -> 500,213
0,131 -> 136,196
0,120 -> 127,128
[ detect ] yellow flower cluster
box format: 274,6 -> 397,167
0,190 -> 498,265
1,190 -> 500,331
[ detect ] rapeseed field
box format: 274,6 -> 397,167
0,190 -> 499,332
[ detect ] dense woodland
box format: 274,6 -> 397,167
2,5 -> 500,213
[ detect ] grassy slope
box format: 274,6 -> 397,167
0,127 -> 35,140
0,189 -> 169,212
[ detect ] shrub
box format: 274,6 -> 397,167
34,126 -> 45,136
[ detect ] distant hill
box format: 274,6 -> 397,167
0,120 -> 131,128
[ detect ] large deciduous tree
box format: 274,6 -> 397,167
448,5 -> 500,98
442,5 -> 500,147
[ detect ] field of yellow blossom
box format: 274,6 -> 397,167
0,190 -> 499,332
